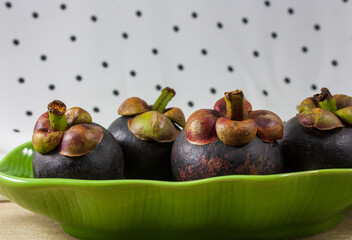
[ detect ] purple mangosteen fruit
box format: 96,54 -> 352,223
32,100 -> 124,180
280,88 -> 352,172
171,90 -> 284,181
108,87 -> 185,180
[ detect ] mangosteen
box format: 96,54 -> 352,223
171,90 -> 284,181
280,88 -> 352,172
108,87 -> 185,180
32,100 -> 124,180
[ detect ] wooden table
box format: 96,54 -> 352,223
0,200 -> 351,240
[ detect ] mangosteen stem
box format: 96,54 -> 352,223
47,100 -> 68,131
224,90 -> 244,121
151,87 -> 176,113
313,88 -> 337,113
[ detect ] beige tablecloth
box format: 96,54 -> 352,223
0,200 -> 351,240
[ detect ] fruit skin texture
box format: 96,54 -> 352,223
280,117 -> 352,172
171,131 -> 283,181
108,116 -> 174,180
33,125 -> 124,180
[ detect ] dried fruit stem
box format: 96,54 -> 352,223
224,90 -> 244,121
151,87 -> 176,113
47,100 -> 68,131
313,88 -> 337,113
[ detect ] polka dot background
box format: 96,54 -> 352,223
1,0 -> 352,154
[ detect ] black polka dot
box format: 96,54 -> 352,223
264,1 -> 271,7
76,75 -> 82,81
178,64 -> 184,71
173,25 -> 179,32
311,84 -> 317,90
135,10 -> 142,17
102,61 -> 108,68
288,8 -> 294,14
284,77 -> 291,84
40,55 -> 47,61
18,77 -> 25,84
113,89 -> 119,96
201,49 -> 207,55
130,70 -> 136,77
70,35 -> 76,42
302,46 -> 308,53
188,101 -> 194,107
191,12 -> 198,18
228,66 -> 234,72
210,88 -> 216,94
155,84 -> 162,91
48,84 -> 55,90
5,2 -> 12,8
32,12 -> 39,18
13,129 -> 20,133
26,111 -> 33,116
314,24 -> 320,31
91,15 -> 97,22
13,39 -> 19,46
343,0 -> 348,2
152,48 -> 158,55
60,3 -> 66,10
242,17 -> 248,24
253,51 -> 260,57
271,32 -> 277,39
217,22 -> 223,29
262,90 -> 268,96
122,32 -> 128,39
93,107 -> 100,113
332,60 -> 338,66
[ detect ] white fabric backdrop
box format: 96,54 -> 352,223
1,0 -> 352,154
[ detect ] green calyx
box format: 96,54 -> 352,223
297,88 -> 352,129
32,129 -> 64,154
128,111 -> 180,142
59,124 -> 103,157
66,107 -> 92,127
335,106 -> 352,125
32,100 -> 99,156
185,90 -> 283,147
118,97 -> 150,116
298,98 -> 318,113
296,108 -> 343,130
122,87 -> 184,142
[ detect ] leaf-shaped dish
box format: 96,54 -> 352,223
1,142 -> 352,240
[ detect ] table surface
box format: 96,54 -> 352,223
0,200 -> 351,240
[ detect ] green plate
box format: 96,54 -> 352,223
1,142 -> 352,240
